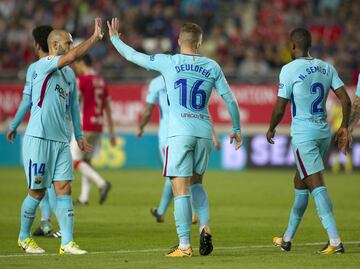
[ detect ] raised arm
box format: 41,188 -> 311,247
107,18 -> 168,72
136,103 -> 156,137
266,97 -> 288,144
57,18 -> 103,69
333,87 -> 351,153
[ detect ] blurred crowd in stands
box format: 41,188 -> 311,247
0,0 -> 359,83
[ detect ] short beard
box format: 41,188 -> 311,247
57,45 -> 66,55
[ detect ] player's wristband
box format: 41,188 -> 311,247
232,128 -> 241,135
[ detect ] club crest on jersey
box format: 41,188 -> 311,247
279,83 -> 284,89
150,55 -> 155,61
34,176 -> 42,184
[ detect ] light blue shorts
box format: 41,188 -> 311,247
22,135 -> 73,190
291,137 -> 331,179
159,139 -> 167,164
163,136 -> 212,177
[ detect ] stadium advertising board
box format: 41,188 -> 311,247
0,132 -> 359,171
0,83 -> 357,127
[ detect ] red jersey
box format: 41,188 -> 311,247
77,72 -> 109,132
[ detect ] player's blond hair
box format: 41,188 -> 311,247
179,22 -> 203,49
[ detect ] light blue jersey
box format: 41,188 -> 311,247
278,57 -> 344,143
25,55 -> 82,143
23,63 -> 35,96
148,54 -> 231,139
146,75 -> 168,145
111,35 -> 240,140
356,74 -> 360,97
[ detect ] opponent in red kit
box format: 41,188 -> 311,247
71,54 -> 116,205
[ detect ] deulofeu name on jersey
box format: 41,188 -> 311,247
175,64 -> 210,78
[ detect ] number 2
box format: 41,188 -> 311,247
310,82 -> 324,114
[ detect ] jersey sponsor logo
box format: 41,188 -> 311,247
181,112 -> 208,119
55,84 -> 66,99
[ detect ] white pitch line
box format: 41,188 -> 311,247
1,241 -> 359,259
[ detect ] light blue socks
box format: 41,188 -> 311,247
283,189 -> 308,242
19,195 -> 40,240
190,184 -> 209,229
56,195 -> 74,245
157,177 -> 173,216
40,184 -> 57,221
39,191 -> 51,221
174,194 -> 192,247
312,186 -> 340,243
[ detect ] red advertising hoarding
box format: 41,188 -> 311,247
0,83 -> 357,128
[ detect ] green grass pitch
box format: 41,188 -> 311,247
0,168 -> 360,268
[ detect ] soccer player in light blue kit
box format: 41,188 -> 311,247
136,75 -> 173,222
349,74 -> 360,133
7,18 -> 104,254
108,18 -> 242,257
267,28 -> 351,254
7,25 -> 60,238
137,75 -> 221,223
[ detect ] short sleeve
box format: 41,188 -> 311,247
40,55 -> 61,74
277,67 -> 292,99
356,74 -> 360,97
146,54 -> 172,73
23,64 -> 34,95
330,65 -> 344,91
214,64 -> 231,96
146,79 -> 160,104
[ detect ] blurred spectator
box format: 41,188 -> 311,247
0,0 -> 359,83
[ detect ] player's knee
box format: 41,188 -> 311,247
28,189 -> 46,200
190,173 -> 203,185
54,181 -> 72,196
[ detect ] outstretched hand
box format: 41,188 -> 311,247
230,133 -> 243,150
93,17 -> 104,41
107,17 -> 120,38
